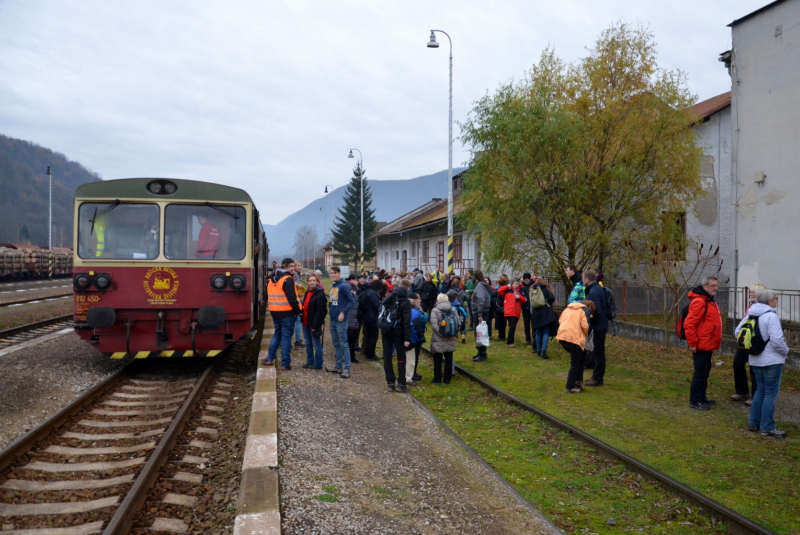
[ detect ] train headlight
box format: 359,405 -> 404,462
148,182 -> 163,194
210,274 -> 228,292
163,181 -> 177,194
93,273 -> 112,291
73,273 -> 92,291
229,274 -> 246,292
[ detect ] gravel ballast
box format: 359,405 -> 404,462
278,340 -> 554,534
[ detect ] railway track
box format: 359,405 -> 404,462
0,315 -> 74,350
427,354 -> 778,535
0,358 -> 238,534
0,293 -> 72,309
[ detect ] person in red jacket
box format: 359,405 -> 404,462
195,214 -> 220,259
498,279 -> 527,348
684,275 -> 723,411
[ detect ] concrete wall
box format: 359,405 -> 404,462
730,0 -> 800,291
687,107 -> 733,285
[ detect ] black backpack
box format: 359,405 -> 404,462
676,299 -> 708,341
604,287 -> 617,320
378,296 -> 399,333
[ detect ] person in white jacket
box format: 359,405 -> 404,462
734,289 -> 789,438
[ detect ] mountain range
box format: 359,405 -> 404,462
0,134 -> 101,246
263,167 -> 467,256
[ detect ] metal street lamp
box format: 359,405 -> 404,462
426,29 -> 454,275
324,185 -> 335,266
347,149 -> 364,272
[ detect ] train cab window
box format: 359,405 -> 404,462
77,202 -> 160,260
165,204 -> 246,260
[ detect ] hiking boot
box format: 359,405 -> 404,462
365,356 -> 380,361
689,402 -> 710,411
301,363 -> 314,369
525,340 -> 532,345
461,334 -> 466,344
473,356 -> 488,362
506,343 -> 516,348
431,379 -> 442,385
351,357 -> 360,363
412,374 -> 422,381
747,424 -> 760,432
569,387 -> 583,394
744,399 -> 753,406
761,429 -> 788,438
584,379 -> 602,387
325,366 -> 342,374
312,365 -> 323,370
340,369 -> 350,379
497,338 -> 506,343
703,399 -> 717,406
294,340 -> 304,348
261,359 -> 275,366
395,384 -> 409,393
730,394 -> 749,402
354,345 -> 362,352
541,351 -> 549,359
387,383 -> 395,392
280,365 -> 291,371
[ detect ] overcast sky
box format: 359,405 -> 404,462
0,0 -> 765,224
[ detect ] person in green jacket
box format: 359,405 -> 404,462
464,270 -> 477,330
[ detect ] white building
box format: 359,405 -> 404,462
721,0 -> 800,291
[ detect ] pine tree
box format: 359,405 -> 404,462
331,162 -> 377,271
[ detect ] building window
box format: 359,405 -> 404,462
411,240 -> 417,258
395,250 -> 399,260
422,240 -> 429,263
437,241 -> 444,270
453,235 -> 462,262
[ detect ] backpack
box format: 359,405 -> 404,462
530,286 -> 546,309
604,287 -> 617,319
495,291 -> 505,314
676,299 -> 709,341
378,296 -> 399,333
410,311 -> 426,344
437,307 -> 459,338
737,313 -> 772,355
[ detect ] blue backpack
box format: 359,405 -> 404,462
437,307 -> 459,338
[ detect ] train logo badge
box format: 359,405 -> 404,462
143,267 -> 180,304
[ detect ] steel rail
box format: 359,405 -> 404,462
0,361 -> 135,473
0,292 -> 72,308
102,359 -> 218,535
0,314 -> 73,339
447,360 -> 777,535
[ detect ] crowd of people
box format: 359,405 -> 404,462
262,259 -> 790,439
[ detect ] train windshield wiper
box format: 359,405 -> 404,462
89,200 -> 121,236
204,202 -> 240,229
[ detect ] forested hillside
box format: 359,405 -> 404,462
0,134 -> 101,246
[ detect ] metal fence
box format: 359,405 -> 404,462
542,277 -> 800,346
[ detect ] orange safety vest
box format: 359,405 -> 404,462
268,275 -> 299,313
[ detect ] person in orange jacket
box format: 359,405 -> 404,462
557,300 -> 596,393
684,275 -> 723,411
497,279 -> 527,348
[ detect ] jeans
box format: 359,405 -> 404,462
590,330 -> 607,383
733,347 -> 758,396
535,326 -> 550,353
302,325 -> 324,367
267,315 -> 296,368
562,341 -> 584,390
690,350 -> 713,404
362,323 -> 379,359
329,318 -> 351,371
506,316 -> 519,344
433,351 -> 454,383
295,316 -> 303,342
521,307 -> 532,342
749,364 -> 783,431
382,332 -> 407,386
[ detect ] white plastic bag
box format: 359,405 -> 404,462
476,321 -> 490,347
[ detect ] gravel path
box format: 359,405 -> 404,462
278,339 -> 554,534
0,331 -> 126,448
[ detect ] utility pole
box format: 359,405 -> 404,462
47,166 -> 52,251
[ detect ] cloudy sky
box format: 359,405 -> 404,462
0,0 -> 765,224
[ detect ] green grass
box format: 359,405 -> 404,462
408,336 -> 800,534
312,493 -> 339,503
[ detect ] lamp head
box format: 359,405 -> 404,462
427,31 -> 439,48
348,150 -> 354,159
324,186 -> 329,193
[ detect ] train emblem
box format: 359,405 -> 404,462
143,267 -> 180,303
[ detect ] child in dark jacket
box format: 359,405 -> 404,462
301,274 -> 327,369
407,292 -> 429,384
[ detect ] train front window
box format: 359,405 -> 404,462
164,204 -> 246,260
77,203 -> 160,260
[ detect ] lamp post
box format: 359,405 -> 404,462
347,149 -> 364,272
324,184 -> 335,266
47,166 -> 53,251
426,30 -> 454,275
319,206 -> 327,268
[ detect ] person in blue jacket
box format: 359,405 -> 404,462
325,266 -> 356,379
407,292 -> 429,384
